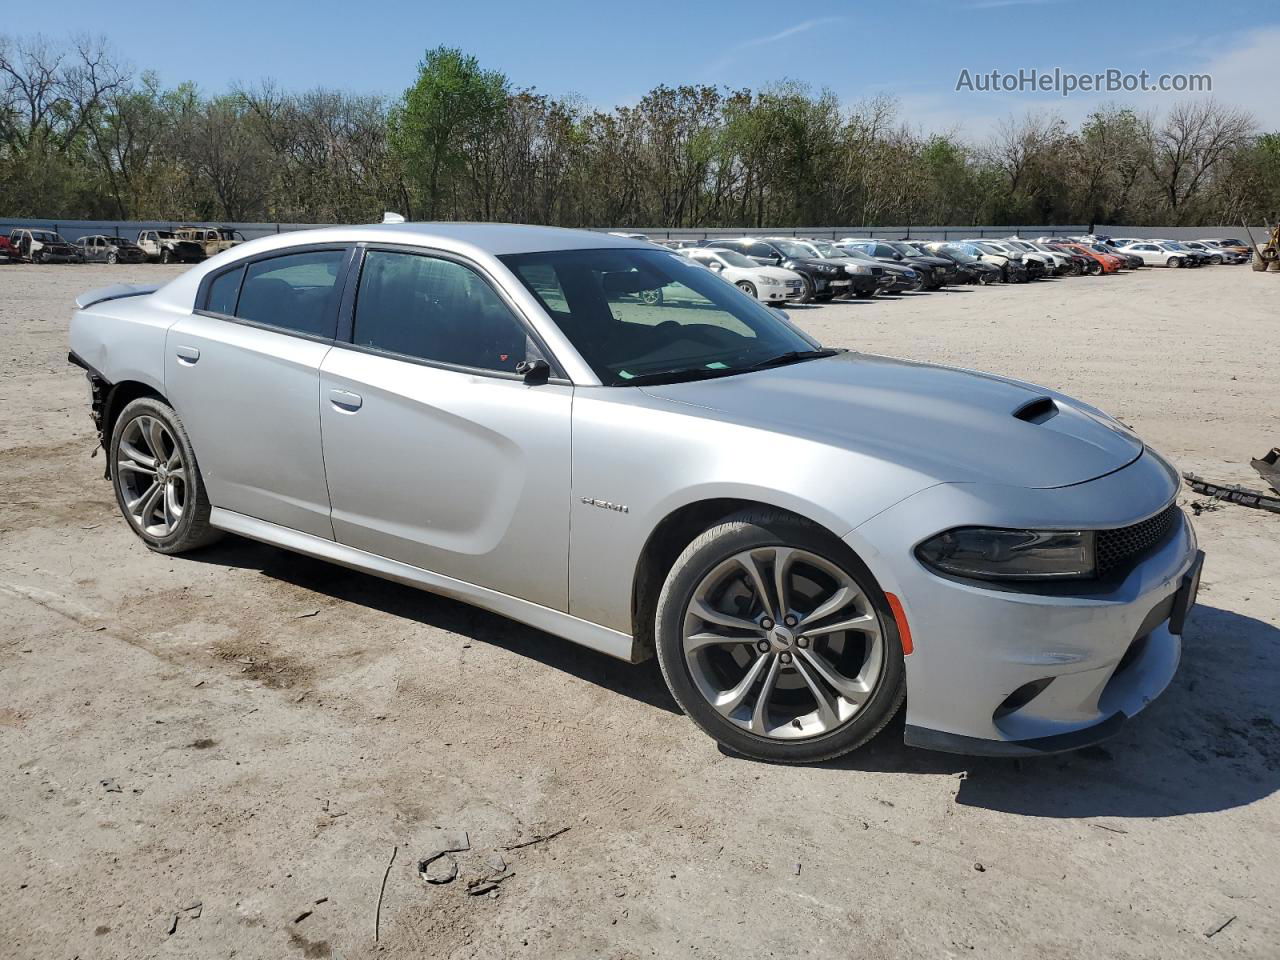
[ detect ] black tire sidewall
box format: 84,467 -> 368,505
109,397 -> 215,554
655,512 -> 906,764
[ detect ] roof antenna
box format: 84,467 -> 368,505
382,212 -> 406,224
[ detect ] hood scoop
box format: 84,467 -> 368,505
1013,396 -> 1059,424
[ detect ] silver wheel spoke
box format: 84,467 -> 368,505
117,459 -> 156,476
799,584 -> 860,627
736,552 -> 776,621
146,418 -> 168,463
685,631 -> 761,652
713,652 -> 773,717
748,654 -> 782,734
688,597 -> 762,634
772,547 -> 796,619
802,612 -> 878,637
792,655 -> 841,728
798,647 -> 871,704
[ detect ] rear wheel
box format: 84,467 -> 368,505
110,397 -> 221,554
655,510 -> 906,764
736,280 -> 757,299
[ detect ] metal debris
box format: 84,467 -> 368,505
503,826 -> 570,851
100,778 -> 122,793
1183,473 -> 1280,514
1204,915 -> 1236,938
419,853 -> 458,885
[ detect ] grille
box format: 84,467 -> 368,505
869,266 -> 883,276
1096,503 -> 1181,576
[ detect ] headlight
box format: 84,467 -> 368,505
759,276 -> 781,285
845,264 -> 869,274
916,528 -> 1095,580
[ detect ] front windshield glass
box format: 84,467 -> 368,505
33,231 -> 60,242
805,240 -> 843,258
710,249 -> 757,269
937,244 -> 974,262
886,242 -> 919,256
156,231 -> 177,239
501,248 -> 820,386
973,242 -> 1002,255
770,239 -> 814,259
1163,242 -> 1189,251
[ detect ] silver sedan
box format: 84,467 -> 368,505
68,224 -> 1202,763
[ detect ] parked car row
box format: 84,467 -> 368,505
1097,235 -> 1252,267
2,226 -> 247,265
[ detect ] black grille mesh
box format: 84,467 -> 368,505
1096,503 -> 1181,576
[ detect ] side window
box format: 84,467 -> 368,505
352,250 -> 529,374
746,242 -> 774,258
236,250 -> 345,337
205,265 -> 246,316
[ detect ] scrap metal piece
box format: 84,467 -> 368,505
1183,473 -> 1280,515
1250,448 -> 1280,495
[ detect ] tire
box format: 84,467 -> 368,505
795,274 -> 814,304
1167,257 -> 1181,269
33,251 -> 44,264
976,271 -> 992,285
654,509 -> 907,764
109,397 -> 221,554
1087,261 -> 1103,276
1209,255 -> 1222,265
160,248 -> 173,264
107,251 -> 118,264
735,280 -> 757,300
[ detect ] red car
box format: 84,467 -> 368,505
0,234 -> 20,263
1056,241 -> 1123,275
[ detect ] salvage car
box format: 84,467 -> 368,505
786,238 -> 890,298
68,224 -> 1202,762
700,237 -> 850,302
75,235 -> 147,265
1178,240 -> 1244,265
1198,238 -> 1252,259
137,229 -> 207,264
840,239 -> 949,290
833,243 -> 923,291
680,247 -> 805,304
917,242 -> 1002,284
0,234 -> 19,262
176,226 -> 248,258
9,228 -> 83,263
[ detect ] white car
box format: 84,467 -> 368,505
1005,237 -> 1072,275
681,248 -> 805,303
1117,242 -> 1194,268
982,238 -> 1054,276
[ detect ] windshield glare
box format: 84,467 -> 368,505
770,240 -> 813,259
501,248 -> 818,386
707,249 -> 757,269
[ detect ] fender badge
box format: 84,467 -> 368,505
581,497 -> 629,514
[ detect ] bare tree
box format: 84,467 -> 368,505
1150,99 -> 1256,219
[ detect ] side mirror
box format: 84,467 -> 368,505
893,253 -> 903,260
516,358 -> 551,384
708,260 -> 724,271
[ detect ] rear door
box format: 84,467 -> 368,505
318,246 -> 572,609
165,245 -> 353,538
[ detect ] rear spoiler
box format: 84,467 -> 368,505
75,283 -> 161,310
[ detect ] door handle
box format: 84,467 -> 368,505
329,388 -> 362,412
175,345 -> 200,364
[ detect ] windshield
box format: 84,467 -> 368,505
770,239 -> 814,259
156,231 -> 177,239
834,245 -> 877,263
33,231 -> 62,242
936,244 -> 974,262
885,242 -> 919,257
1163,242 -> 1190,251
973,242 -> 1002,255
501,248 -> 820,386
805,240 -> 842,258
219,229 -> 246,241
709,249 -> 757,269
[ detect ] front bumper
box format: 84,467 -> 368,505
847,452 -> 1200,755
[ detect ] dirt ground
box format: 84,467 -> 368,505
1,262 -> 1277,960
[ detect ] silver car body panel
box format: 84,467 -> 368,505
69,222 -> 1199,751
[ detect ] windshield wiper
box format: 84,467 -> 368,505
614,366 -> 743,386
742,348 -> 842,371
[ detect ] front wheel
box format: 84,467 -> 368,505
1087,261 -> 1103,276
110,397 -> 221,554
160,248 -> 173,264
1167,257 -> 1181,268
735,280 -> 757,300
655,510 -> 906,764
107,251 -> 118,264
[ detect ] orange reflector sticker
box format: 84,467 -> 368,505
885,592 -> 913,655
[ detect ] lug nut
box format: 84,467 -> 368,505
784,615 -> 798,627
757,640 -> 770,653
780,652 -> 793,664
760,618 -> 774,631
797,636 -> 809,648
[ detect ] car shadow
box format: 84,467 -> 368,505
811,603 -> 1280,818
187,537 -> 681,715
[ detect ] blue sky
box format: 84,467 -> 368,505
8,0 -> 1279,135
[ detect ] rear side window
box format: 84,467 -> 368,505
352,250 -> 529,374
205,265 -> 245,316
236,250 -> 345,337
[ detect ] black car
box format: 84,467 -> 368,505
838,239 -> 949,290
700,237 -> 854,302
833,243 -> 923,291
918,242 -> 1002,284
793,238 -> 894,297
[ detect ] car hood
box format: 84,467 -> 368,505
754,266 -> 801,282
640,352 -> 1143,489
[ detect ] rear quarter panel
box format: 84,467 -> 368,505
70,294 -> 181,395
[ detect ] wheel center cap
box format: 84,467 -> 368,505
155,464 -> 168,481
768,625 -> 795,652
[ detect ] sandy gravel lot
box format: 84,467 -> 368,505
1,262 -> 1277,960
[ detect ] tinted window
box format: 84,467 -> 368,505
236,250 -> 345,337
745,242 -> 775,258
206,265 -> 245,316
353,251 -> 529,373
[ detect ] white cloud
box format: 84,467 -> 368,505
702,18 -> 846,77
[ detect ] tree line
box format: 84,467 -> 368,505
2,35 -> 1277,228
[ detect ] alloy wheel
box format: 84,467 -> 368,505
117,415 -> 187,538
681,546 -> 885,741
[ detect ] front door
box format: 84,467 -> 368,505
319,248 -> 572,610
165,246 -> 350,538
